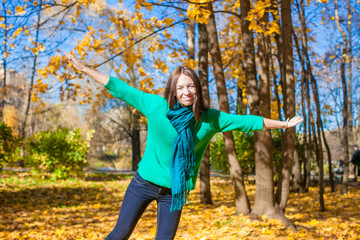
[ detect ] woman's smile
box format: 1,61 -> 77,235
175,74 -> 196,106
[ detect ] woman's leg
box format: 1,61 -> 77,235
105,172 -> 156,240
155,189 -> 182,240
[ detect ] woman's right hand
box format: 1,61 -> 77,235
65,53 -> 87,72
64,52 -> 109,85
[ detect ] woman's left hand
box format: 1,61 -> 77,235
285,116 -> 304,128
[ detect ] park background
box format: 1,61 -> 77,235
1,0 -> 360,239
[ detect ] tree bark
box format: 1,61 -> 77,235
185,20 -> 196,60
206,3 -> 250,214
291,147 -> 302,193
334,0 -> 349,194
321,122 -> 335,192
289,31 -> 304,193
252,14 -> 275,218
346,0 -> 354,153
275,0 -> 296,212
198,23 -> 213,205
240,0 -> 259,116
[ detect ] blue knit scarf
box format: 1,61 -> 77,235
166,101 -> 195,212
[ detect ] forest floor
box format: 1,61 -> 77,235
1,171 -> 359,240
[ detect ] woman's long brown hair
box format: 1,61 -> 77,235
164,65 -> 208,122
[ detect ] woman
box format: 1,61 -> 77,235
65,53 -> 303,240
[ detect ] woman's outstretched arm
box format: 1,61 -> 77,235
65,53 -> 109,86
263,116 -> 303,129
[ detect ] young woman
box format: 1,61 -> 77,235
65,53 -> 303,240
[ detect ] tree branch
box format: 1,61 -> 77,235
93,18 -> 188,68
184,0 -> 218,5
214,10 -> 240,20
145,2 -> 187,12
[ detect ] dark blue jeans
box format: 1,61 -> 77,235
105,172 -> 182,240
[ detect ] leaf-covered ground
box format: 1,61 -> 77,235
1,172 -> 359,239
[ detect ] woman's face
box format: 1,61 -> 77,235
175,74 -> 196,107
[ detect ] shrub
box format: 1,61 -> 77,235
210,130 -> 284,176
0,122 -> 22,169
210,131 -> 255,175
26,127 -> 94,179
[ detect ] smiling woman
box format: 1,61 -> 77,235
164,65 -> 206,123
175,75 -> 196,107
64,53 -> 303,240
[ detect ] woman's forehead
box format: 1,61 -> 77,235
177,74 -> 194,85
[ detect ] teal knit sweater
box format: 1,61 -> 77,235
104,76 -> 263,190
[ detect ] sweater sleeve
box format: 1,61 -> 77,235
104,76 -> 163,116
208,109 -> 263,133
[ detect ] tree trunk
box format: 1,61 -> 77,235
304,76 -> 313,192
131,118 -> 141,171
198,23 -> 213,205
206,3 -> 250,214
0,1 -> 8,122
299,0 -> 329,198
289,31 -> 304,193
240,0 -> 259,116
238,0 -> 295,230
291,146 -> 303,193
334,0 -> 349,194
252,15 -> 275,218
185,20 -> 195,60
301,74 -> 311,192
346,0 -> 354,153
22,0 -> 42,139
321,123 -> 335,192
275,0 -> 296,212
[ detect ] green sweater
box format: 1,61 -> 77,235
105,76 -> 263,190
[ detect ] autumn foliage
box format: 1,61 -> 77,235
1,172 -> 359,239
1,0 -> 359,238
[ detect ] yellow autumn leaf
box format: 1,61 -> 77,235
138,67 -> 146,77
15,6 -> 26,16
